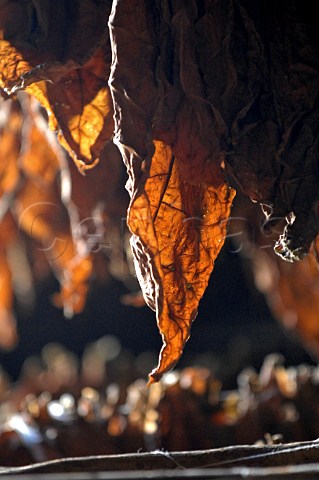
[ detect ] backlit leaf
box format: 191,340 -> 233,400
0,1 -> 113,168
109,1 -> 236,382
129,140 -> 234,383
0,212 -> 19,350
0,95 -> 94,318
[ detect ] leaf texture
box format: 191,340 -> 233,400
109,0 -> 235,382
129,141 -> 234,382
0,1 -> 113,169
0,96 -> 95,323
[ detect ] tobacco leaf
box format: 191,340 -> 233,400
109,1 -> 235,382
0,91 -> 132,326
155,0 -> 319,266
0,95 -> 94,317
20,42 -> 114,171
231,194 -> 319,359
0,98 -> 22,217
0,211 -> 19,350
0,1 -> 113,168
13,94 -> 132,315
153,0 -> 319,264
15,168 -> 93,319
220,0 -> 319,260
129,141 -> 234,382
50,46 -> 114,171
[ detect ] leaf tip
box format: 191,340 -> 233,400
147,370 -> 161,387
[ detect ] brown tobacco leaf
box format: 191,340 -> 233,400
0,212 -> 19,350
0,1 -> 113,168
3,95 -> 94,317
129,141 -> 235,383
0,98 -> 22,203
0,41 -> 113,170
22,44 -> 114,171
230,195 -> 319,360
109,1 -> 236,382
219,0 -> 319,260
53,48 -> 114,171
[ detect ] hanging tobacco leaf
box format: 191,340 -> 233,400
0,211 -> 19,350
129,141 -> 234,382
231,193 -> 319,360
219,0 -> 319,260
48,46 -> 114,172
0,0 -> 113,169
16,98 -> 95,316
0,95 -> 94,318
109,1 -> 235,382
0,98 -> 21,208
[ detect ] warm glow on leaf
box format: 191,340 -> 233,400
14,103 -> 94,317
0,212 -> 18,350
0,99 -> 21,202
128,141 -> 235,383
0,95 -> 95,322
0,2 -> 113,169
0,41 -> 55,128
109,1 -> 236,381
0,41 -> 37,93
0,41 -> 113,170
43,46 -> 114,171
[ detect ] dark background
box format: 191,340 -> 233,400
0,236 -> 313,386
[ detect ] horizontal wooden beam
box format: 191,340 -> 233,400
1,440 -> 319,478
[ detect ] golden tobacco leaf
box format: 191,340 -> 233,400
128,141 -> 234,382
0,95 -> 95,324
0,212 -> 19,350
109,1 -> 235,382
15,96 -> 94,317
0,0 -> 114,169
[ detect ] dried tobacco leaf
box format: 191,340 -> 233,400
220,0 -> 319,260
19,43 -> 114,171
0,1 -> 113,168
0,95 -> 94,317
231,194 -> 319,359
151,0 -> 319,263
129,141 -> 234,382
0,212 -> 19,350
109,1 -> 235,382
18,106 -> 94,316
48,46 -> 114,171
